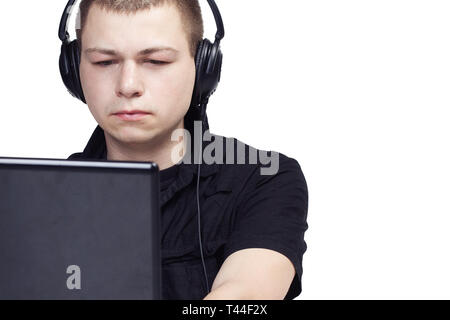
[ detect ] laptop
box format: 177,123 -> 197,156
0,156 -> 161,300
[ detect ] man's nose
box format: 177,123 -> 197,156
116,61 -> 144,99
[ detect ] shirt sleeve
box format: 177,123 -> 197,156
222,152 -> 309,300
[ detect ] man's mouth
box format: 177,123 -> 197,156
113,110 -> 152,121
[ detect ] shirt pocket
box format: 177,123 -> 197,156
203,175 -> 233,208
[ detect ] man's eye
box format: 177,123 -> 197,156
93,60 -> 168,67
94,61 -> 115,66
144,60 -> 168,65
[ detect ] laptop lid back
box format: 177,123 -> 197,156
0,157 -> 161,300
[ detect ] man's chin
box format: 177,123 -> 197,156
105,126 -> 160,145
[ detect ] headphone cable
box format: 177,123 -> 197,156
196,102 -> 210,295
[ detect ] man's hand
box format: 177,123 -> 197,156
203,248 -> 295,300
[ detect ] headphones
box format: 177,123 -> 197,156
58,0 -> 225,297
58,0 -> 225,120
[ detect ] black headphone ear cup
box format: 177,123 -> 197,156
68,40 -> 86,103
195,40 -> 206,73
192,39 -> 214,109
205,41 -> 222,95
217,50 -> 223,83
59,39 -> 86,103
191,40 -> 206,108
198,39 -> 222,101
59,42 -> 75,97
59,42 -> 69,77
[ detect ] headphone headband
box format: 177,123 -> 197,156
58,0 -> 76,42
58,0 -> 225,43
205,0 -> 224,41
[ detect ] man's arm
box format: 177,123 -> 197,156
203,248 -> 295,300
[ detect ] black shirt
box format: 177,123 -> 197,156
67,125 -> 309,300
160,162 -> 180,191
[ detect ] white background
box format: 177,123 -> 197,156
1,1 -> 450,299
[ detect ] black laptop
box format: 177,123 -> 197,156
0,156 -> 161,300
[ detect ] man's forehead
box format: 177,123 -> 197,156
84,2 -> 182,31
84,46 -> 179,56
81,4 -> 187,56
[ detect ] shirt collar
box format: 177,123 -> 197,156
80,125 -> 219,178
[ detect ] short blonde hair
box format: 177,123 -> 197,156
75,0 -> 204,58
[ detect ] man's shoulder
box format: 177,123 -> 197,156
206,133 -> 306,194
208,132 -> 303,176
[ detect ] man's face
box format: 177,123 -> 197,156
79,4 -> 196,146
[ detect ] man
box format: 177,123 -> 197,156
66,0 -> 308,300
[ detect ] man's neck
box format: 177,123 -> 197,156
104,122 -> 187,170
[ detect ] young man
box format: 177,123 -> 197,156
66,0 -> 308,300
